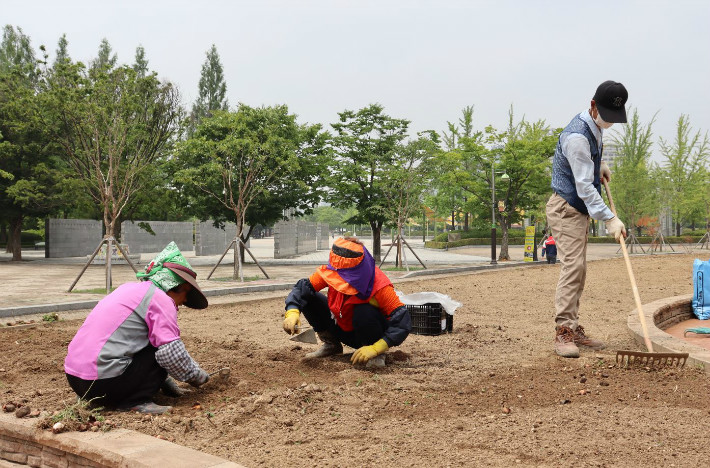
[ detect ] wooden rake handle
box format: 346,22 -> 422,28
602,180 -> 654,352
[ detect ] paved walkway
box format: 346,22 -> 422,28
0,237 -> 638,313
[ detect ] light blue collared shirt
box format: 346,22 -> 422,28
559,111 -> 614,221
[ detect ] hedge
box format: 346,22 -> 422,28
432,229 -> 527,243
425,235 -> 707,250
0,231 -> 45,249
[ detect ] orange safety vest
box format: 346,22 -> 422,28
316,265 -> 392,332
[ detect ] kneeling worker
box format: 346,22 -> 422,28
64,242 -> 210,414
283,237 -> 411,368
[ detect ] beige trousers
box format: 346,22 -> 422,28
546,193 -> 590,330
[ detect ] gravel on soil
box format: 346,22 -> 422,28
1,253 -> 708,467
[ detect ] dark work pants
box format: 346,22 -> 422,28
301,292 -> 387,349
66,345 -> 167,409
547,255 -> 557,264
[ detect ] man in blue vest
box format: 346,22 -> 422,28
547,80 -> 628,358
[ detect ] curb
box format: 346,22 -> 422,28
0,412 -> 245,467
401,260 -> 541,278
626,294 -> 710,372
0,283 -> 295,319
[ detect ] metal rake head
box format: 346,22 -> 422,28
616,351 -> 689,368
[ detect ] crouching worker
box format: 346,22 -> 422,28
64,242 -> 210,414
283,237 -> 411,368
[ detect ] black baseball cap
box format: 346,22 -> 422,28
593,80 -> 628,123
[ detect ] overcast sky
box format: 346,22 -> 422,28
5,0 -> 709,161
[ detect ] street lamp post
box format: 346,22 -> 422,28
490,165 -> 509,265
491,164 -> 497,265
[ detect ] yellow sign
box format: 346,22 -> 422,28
524,226 -> 535,262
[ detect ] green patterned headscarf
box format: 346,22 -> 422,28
136,242 -> 192,292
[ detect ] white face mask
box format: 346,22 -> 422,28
594,112 -> 613,129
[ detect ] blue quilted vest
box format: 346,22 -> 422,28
550,115 -> 602,215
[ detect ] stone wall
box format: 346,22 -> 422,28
46,219 -> 103,258
297,221 -> 317,254
274,220 -> 298,258
195,221 -> 244,256
120,221 -> 193,254
274,220 -> 318,258
316,223 -> 330,250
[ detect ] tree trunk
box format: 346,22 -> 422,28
115,216 -> 123,243
676,221 -> 681,237
9,216 -> 23,261
5,224 -> 12,253
422,210 -> 426,242
370,221 -> 382,263
463,196 -> 469,231
498,215 -> 510,261
396,225 -> 403,268
0,222 -> 7,244
104,204 -> 115,238
234,221 -> 243,281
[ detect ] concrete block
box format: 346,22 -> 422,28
0,438 -> 20,452
46,219 -> 103,258
317,223 -> 330,250
121,220 -> 193,254
194,221 -> 250,256
1,450 -> 27,464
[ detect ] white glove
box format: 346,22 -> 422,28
606,217 -> 626,241
187,368 -> 210,388
600,161 -> 611,183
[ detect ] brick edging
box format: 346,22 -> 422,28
0,412 -> 245,467
626,294 -> 710,371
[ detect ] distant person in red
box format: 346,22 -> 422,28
544,235 -> 557,264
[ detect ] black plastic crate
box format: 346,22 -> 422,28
407,303 -> 453,336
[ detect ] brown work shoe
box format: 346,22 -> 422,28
573,325 -> 606,350
554,326 -> 580,358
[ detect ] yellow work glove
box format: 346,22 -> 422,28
283,309 -> 301,335
351,339 -> 389,365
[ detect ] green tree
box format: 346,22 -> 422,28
658,115 -> 709,235
0,26 -> 66,260
435,107 -> 557,260
305,205 -> 358,233
189,44 -> 228,134
436,105 -> 475,230
608,109 -> 658,234
91,38 -> 117,71
494,118 -> 558,259
53,33 -> 69,67
0,25 -> 36,77
133,45 -> 148,78
381,132 -> 439,266
174,105 -> 328,280
327,104 -> 410,261
46,60 -> 183,241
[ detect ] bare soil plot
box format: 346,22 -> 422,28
2,254 -> 709,467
